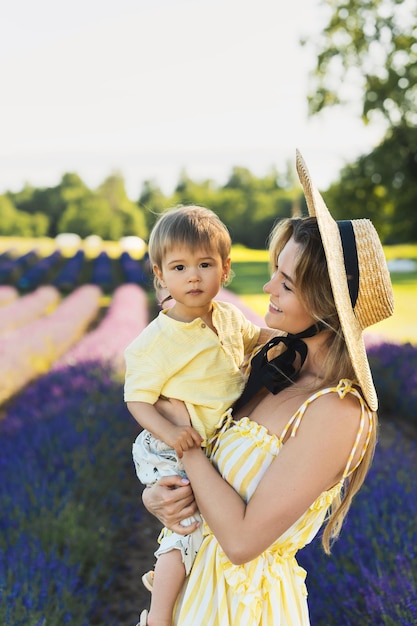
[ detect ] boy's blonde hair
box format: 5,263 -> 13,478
149,205 -> 232,289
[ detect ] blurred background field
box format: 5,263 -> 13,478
1,236 -> 416,343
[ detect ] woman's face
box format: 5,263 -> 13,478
263,237 -> 316,334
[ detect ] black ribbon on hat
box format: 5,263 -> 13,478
233,322 -> 324,413
337,220 -> 359,308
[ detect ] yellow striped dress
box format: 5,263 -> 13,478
173,379 -> 372,625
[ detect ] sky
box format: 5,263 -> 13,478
0,0 -> 386,200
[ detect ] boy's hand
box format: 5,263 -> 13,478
166,424 -> 203,458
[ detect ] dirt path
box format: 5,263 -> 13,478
99,507 -> 162,626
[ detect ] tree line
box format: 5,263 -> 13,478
0,166 -> 299,250
1,148 -> 416,248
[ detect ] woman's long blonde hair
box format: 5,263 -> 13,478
268,217 -> 377,554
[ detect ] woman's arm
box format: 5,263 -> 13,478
180,393 -> 363,565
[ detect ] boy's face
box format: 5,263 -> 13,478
154,245 -> 230,313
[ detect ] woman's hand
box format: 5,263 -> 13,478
142,476 -> 199,533
155,397 -> 191,427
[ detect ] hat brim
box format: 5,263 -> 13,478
296,149 -> 378,411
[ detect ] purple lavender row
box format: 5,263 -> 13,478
0,248 -> 150,292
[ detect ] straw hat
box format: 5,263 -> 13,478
296,149 -> 394,411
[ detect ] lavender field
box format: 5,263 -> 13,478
0,247 -> 416,625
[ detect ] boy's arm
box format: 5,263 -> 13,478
127,401 -> 203,458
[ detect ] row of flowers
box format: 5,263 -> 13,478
54,284 -> 149,373
0,283 -> 149,408
17,250 -> 62,290
0,281 -> 151,624
1,356 -> 416,624
52,249 -> 85,291
0,285 -> 102,405
0,286 -> 60,337
0,363 -> 140,625
0,250 -> 38,282
0,248 -> 150,293
0,285 -> 18,307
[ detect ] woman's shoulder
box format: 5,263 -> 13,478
305,379 -> 366,409
294,379 -> 367,434
289,380 -> 372,479
286,379 -> 365,428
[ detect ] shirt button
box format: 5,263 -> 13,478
201,323 -> 206,328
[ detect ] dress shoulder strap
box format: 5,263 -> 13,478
279,379 -> 373,479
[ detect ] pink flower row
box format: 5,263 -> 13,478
0,286 -> 60,337
0,286 -> 19,307
54,284 -> 149,372
0,285 -> 102,405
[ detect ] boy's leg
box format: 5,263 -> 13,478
147,549 -> 185,626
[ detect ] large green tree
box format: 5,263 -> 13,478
323,125 -> 417,242
307,0 -> 417,127
305,0 -> 417,241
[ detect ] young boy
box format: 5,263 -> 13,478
124,205 -> 272,625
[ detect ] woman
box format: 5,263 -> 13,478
140,150 -> 394,625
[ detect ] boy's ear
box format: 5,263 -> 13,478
223,257 -> 231,279
153,264 -> 166,287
